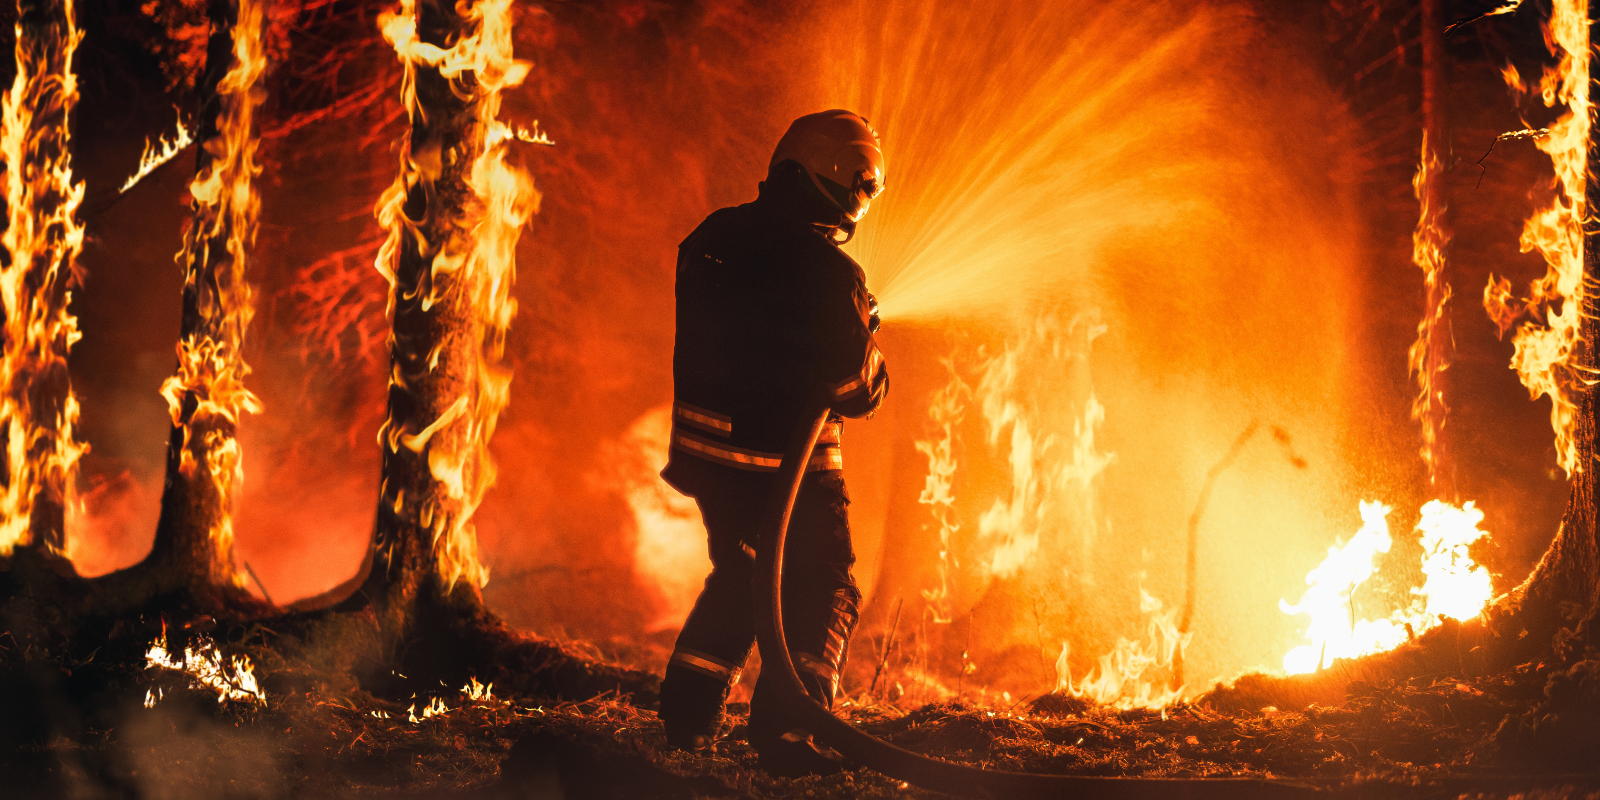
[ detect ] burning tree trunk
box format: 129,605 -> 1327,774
1211,0 -> 1596,715
356,0 -> 532,626
142,0 -> 266,599
1348,0 -> 1598,676
0,0 -> 86,566
1467,0 -> 1598,666
324,0 -> 655,704
1409,0 -> 1453,499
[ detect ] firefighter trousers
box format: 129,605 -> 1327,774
659,469 -> 860,750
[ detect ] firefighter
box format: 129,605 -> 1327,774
658,109 -> 889,776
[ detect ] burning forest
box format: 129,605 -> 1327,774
3,0 -> 1600,797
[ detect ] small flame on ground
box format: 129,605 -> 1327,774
1054,588 -> 1190,710
1280,500 -> 1493,674
462,677 -> 495,702
119,113 -> 194,193
408,695 -> 449,722
145,628 -> 266,706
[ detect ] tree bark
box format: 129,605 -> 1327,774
142,0 -> 265,600
356,0 -> 500,626
0,0 -> 86,564
1477,0 -> 1599,664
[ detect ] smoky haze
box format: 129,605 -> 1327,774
54,0 -> 1571,697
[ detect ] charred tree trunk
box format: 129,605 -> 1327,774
357,0 -> 491,627
1208,1 -> 1597,716
0,0 -> 86,573
1475,1 -> 1599,666
325,0 -> 656,704
139,0 -> 264,604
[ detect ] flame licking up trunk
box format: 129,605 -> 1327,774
365,0 -> 536,602
1408,131 -> 1451,491
1277,0 -> 1586,680
147,0 -> 267,591
1484,0 -> 1590,478
0,0 -> 87,558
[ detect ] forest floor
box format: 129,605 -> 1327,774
5,610 -> 1600,800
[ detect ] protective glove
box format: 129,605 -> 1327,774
867,293 -> 881,334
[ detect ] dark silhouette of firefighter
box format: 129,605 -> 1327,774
658,110 -> 889,775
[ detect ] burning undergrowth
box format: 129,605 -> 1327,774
1,583 -> 1598,800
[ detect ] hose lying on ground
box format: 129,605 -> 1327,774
752,402 -> 1321,799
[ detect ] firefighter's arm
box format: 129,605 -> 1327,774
816,267 -> 889,419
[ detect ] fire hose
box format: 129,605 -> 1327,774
753,402 -> 1322,799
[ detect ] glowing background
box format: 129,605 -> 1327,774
52,0 -> 1573,695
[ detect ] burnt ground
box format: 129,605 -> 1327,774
3,602 -> 1600,800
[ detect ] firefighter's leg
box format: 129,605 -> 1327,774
749,471 -> 860,775
659,487 -> 760,752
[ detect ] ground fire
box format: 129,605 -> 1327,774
3,0 -> 1600,797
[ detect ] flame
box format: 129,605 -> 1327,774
1482,0 -> 1589,477
375,0 -> 537,590
1413,500 -> 1495,622
0,0 -> 88,556
119,113 -> 194,193
1280,500 -> 1493,674
975,337 -> 1041,578
156,0 -> 267,575
614,406 -> 708,630
913,359 -> 968,624
408,695 -> 449,722
462,676 -> 495,702
973,316 -> 1112,580
1054,589 -> 1190,710
1408,130 -> 1451,485
145,627 -> 266,706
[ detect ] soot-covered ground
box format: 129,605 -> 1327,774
4,609 -> 1600,800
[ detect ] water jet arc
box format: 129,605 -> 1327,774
754,403 -> 1320,798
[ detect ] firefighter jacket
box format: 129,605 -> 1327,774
662,184 -> 889,495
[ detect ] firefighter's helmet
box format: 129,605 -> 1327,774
769,110 -> 885,223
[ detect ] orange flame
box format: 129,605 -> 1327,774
146,628 -> 266,706
1054,588 -> 1190,710
157,0 -> 267,574
375,0 -> 538,590
120,111 -> 194,194
913,359 -> 968,624
1407,130 -> 1451,486
1280,500 -> 1493,674
1483,0 -> 1589,477
0,0 -> 88,556
973,316 -> 1112,580
613,406 -> 708,630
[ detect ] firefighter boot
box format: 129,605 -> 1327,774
750,587 -> 861,777
659,650 -> 742,753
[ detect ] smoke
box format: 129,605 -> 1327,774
50,0 -> 1578,694
598,405 -> 709,633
